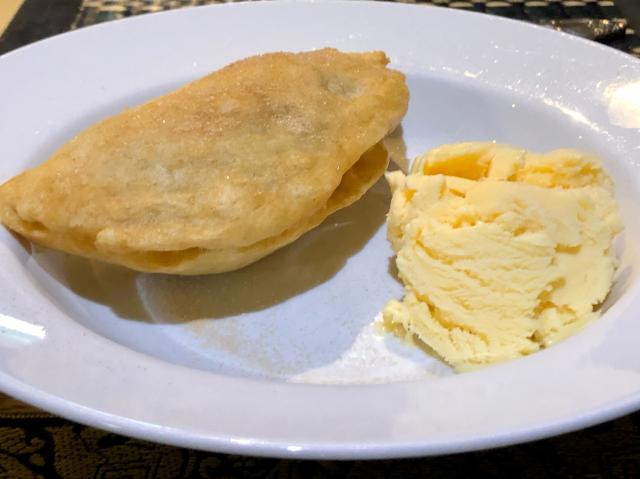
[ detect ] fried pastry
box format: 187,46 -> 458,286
0,48 -> 408,274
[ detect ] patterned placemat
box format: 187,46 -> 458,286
2,0 -> 640,477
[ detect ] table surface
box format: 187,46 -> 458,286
1,1 -> 640,477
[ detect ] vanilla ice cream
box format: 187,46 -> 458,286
383,142 -> 622,371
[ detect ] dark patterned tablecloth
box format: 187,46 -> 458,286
2,1 -> 640,478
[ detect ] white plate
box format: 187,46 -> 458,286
1,0 -> 640,460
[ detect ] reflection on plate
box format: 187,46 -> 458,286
0,1 -> 639,459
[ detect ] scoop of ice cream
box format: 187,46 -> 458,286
383,143 -> 622,372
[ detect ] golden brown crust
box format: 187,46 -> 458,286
0,49 -> 408,274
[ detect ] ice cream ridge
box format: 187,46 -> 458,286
383,142 -> 622,372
